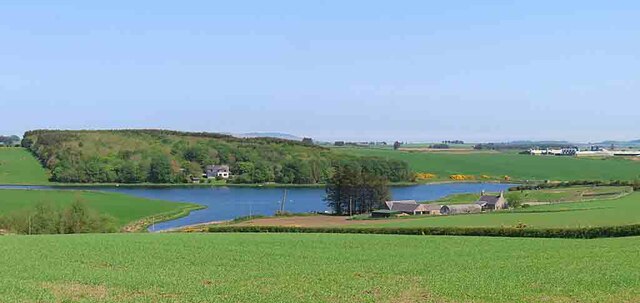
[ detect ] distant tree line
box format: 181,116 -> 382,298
0,135 -> 20,146
22,130 -> 414,184
442,140 -> 464,144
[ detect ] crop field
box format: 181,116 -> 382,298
0,189 -> 197,228
338,147 -> 640,181
430,186 -> 632,205
0,233 -> 639,303
368,192 -> 640,229
0,148 -> 50,184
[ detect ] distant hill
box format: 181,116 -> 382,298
595,140 -> 640,147
22,129 -> 411,184
235,132 -> 303,141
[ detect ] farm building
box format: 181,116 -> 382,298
385,200 -> 441,215
475,191 -> 507,211
440,204 -> 482,215
205,165 -> 230,179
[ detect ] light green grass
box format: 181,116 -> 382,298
429,186 -> 632,204
370,192 -> 640,229
0,189 -> 197,228
0,233 -> 638,302
0,148 -> 50,184
338,147 -> 640,181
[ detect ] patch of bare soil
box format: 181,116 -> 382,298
43,282 -> 109,302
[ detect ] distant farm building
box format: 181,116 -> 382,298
205,165 -> 230,179
440,204 -> 482,215
385,200 -> 441,215
475,191 -> 507,211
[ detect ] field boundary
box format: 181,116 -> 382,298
123,204 -> 205,232
205,224 -> 640,239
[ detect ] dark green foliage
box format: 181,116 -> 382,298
0,200 -> 117,234
23,129 -> 413,184
149,155 -> 174,183
325,161 -> 391,215
506,192 -> 523,208
207,224 -> 640,239
511,180 -> 640,191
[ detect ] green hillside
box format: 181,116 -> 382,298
1,233 -> 638,302
338,147 -> 640,181
0,189 -> 198,229
0,148 -> 50,184
22,130 -> 411,184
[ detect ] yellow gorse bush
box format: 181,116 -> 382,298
416,172 -> 437,180
449,174 -> 475,181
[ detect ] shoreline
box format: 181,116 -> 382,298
0,179 -> 523,189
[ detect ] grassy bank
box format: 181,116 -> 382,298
0,233 -> 638,302
338,147 -> 640,182
0,189 -> 199,230
0,148 -> 50,185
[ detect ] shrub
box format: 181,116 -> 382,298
0,200 -> 116,235
206,224 -> 640,239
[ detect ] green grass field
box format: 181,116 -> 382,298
0,189 -> 197,228
338,147 -> 640,181
430,186 -> 632,205
369,192 -> 640,229
0,148 -> 50,184
0,233 -> 638,302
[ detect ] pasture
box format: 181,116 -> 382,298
0,189 -> 199,229
0,148 -> 50,184
338,147 -> 640,182
370,192 -> 640,229
430,186 -> 632,204
0,233 -> 639,303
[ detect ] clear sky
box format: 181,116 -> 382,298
1,1 -> 639,142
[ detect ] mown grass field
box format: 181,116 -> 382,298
430,186 -> 632,205
338,147 -> 640,181
0,189 -> 197,228
0,233 -> 638,303
369,192 -> 640,229
0,148 -> 50,185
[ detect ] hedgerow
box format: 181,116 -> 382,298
207,224 -> 640,239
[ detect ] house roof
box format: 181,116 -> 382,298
389,202 -> 420,213
205,165 -> 230,172
477,194 -> 500,205
385,200 -> 416,209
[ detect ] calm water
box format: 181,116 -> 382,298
0,183 -> 515,231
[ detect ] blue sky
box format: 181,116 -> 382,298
1,1 -> 639,142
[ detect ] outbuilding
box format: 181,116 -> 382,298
440,204 -> 482,215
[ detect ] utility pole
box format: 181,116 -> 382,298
349,197 -> 353,216
279,189 -> 288,213
28,215 -> 32,235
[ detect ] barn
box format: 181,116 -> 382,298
440,204 -> 482,215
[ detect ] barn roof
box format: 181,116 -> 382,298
443,204 -> 482,211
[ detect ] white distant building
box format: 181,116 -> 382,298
205,165 -> 230,179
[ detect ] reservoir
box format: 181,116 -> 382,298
0,183 -> 516,231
